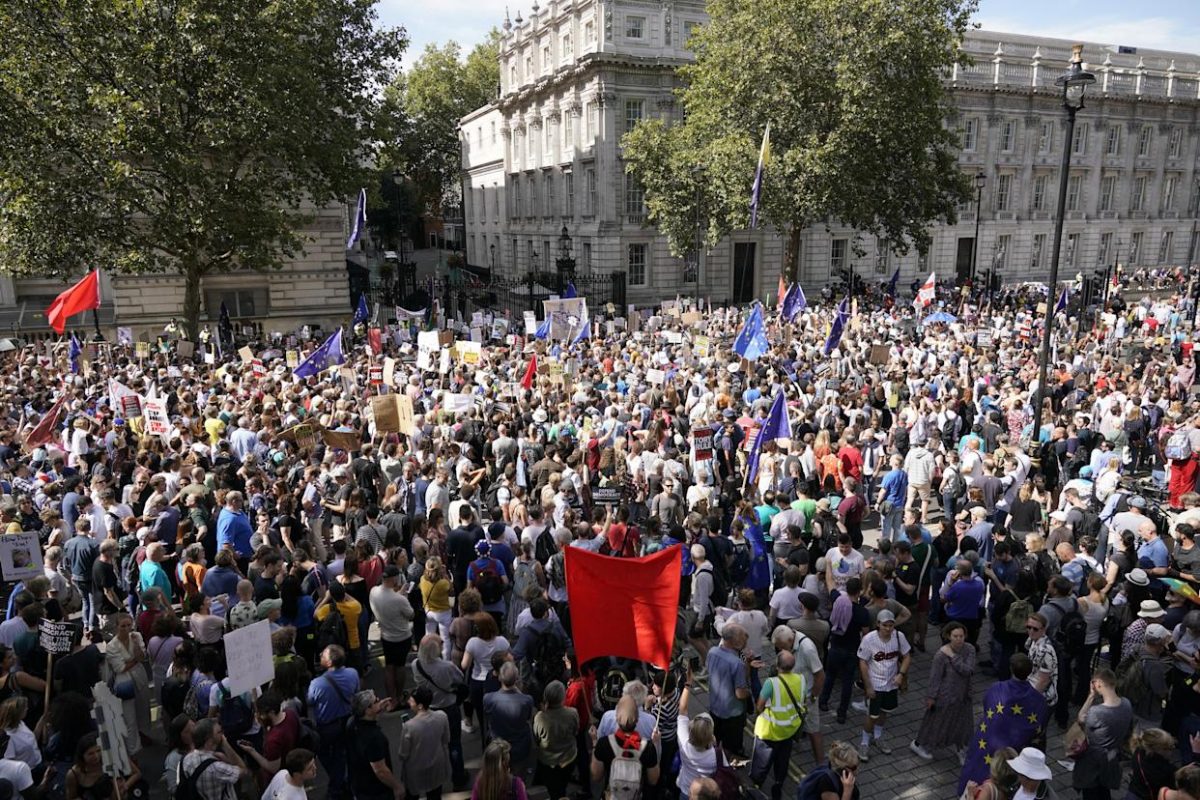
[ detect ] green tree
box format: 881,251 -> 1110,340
623,0 -> 976,280
387,31 -> 500,213
0,0 -> 406,338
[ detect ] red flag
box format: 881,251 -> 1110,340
564,545 -> 682,668
46,270 -> 101,334
776,274 -> 787,307
520,353 -> 537,390
23,393 -> 67,451
367,327 -> 382,355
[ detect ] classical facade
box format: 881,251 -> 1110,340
0,199 -> 354,339
459,0 -> 1200,305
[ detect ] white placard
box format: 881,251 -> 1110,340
444,393 -> 473,413
0,533 -> 43,581
222,619 -> 275,697
524,311 -> 538,335
646,368 -> 666,385
142,397 -> 170,439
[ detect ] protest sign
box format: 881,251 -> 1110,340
276,423 -> 321,450
524,311 -> 538,335
444,393 -> 473,414
252,358 -> 266,378
134,341 -> 150,359
223,619 -> 275,697
438,330 -> 454,347
285,350 -> 299,368
92,684 -> 131,779
693,336 -> 711,358
646,368 -> 666,385
39,619 -> 74,655
591,486 -> 623,506
681,311 -> 703,327
383,357 -> 397,386
176,340 -> 195,359
455,340 -> 482,366
977,330 -> 994,348
692,426 -> 714,461
368,366 -> 383,385
322,429 -> 360,452
116,327 -> 133,346
868,344 -> 890,365
396,394 -> 416,436
371,395 -> 400,432
238,346 -> 254,364
142,397 -> 170,439
0,533 -> 43,581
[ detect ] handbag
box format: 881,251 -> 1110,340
1065,721 -> 1089,759
416,659 -> 469,705
111,673 -> 137,700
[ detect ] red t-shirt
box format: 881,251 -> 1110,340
565,675 -> 596,732
837,446 -> 864,480
261,708 -> 300,786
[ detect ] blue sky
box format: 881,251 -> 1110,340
376,0 -> 1200,67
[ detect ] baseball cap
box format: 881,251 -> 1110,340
876,610 -> 896,624
1145,623 -> 1171,641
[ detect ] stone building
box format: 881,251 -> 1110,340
0,198 -> 353,339
459,0 -> 1200,305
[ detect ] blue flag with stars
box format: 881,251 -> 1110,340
353,294 -> 369,325
733,303 -> 769,360
68,334 -> 82,374
1054,285 -> 1069,315
293,329 -> 346,379
563,282 -> 578,299
746,391 -> 791,485
887,267 -> 900,299
957,678 -> 1049,794
780,282 -> 806,322
822,298 -> 849,356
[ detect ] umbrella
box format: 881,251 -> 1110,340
922,311 -> 957,325
1159,577 -> 1200,604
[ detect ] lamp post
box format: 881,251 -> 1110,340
1034,44 -> 1095,438
689,166 -> 704,304
970,171 -> 986,288
490,243 -> 496,272
556,225 -> 575,294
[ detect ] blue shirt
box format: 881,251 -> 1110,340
1137,537 -> 1170,569
705,645 -> 749,718
139,560 -> 174,603
216,507 -> 254,557
307,667 -> 360,725
942,575 -> 986,620
881,469 -> 908,508
466,557 -> 509,612
201,565 -> 240,606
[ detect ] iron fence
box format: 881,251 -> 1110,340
434,270 -> 627,322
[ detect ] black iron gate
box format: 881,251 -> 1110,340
437,271 -> 626,323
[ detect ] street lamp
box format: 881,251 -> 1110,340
971,171 -> 986,287
556,225 -> 575,293
490,243 -> 496,272
1033,44 -> 1095,437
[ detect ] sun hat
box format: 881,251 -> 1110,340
1007,747 -> 1052,781
1127,568 -> 1150,587
1138,599 -> 1166,619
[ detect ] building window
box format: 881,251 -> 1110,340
1066,174 -> 1082,212
563,112 -> 573,148
1190,230 -> 1200,265
1132,175 -> 1148,212
995,234 -> 1011,270
624,99 -> 644,134
995,174 -> 1012,212
625,174 -> 646,221
628,243 -> 648,286
684,21 -> 700,48
1098,232 -> 1112,265
1071,122 -> 1088,156
493,183 -> 500,221
961,118 -> 978,152
625,16 -> 645,39
586,167 -> 596,216
1064,233 -> 1078,268
1032,174 -> 1048,212
1130,231 -> 1143,264
1105,125 -> 1120,156
510,65 -> 518,87
1031,233 -> 1046,269
581,241 -> 591,271
561,34 -> 572,61
542,45 -> 551,73
491,121 -> 496,144
830,238 -> 847,272
1038,122 -> 1052,154
586,103 -> 596,139
513,180 -> 521,217
1138,125 -> 1152,157
512,238 -> 519,266
1000,120 -> 1016,152
1100,175 -> 1117,212
545,171 -> 555,217
1159,231 -> 1174,264
874,238 -> 890,274
206,288 -> 267,319
528,127 -> 536,159
584,20 -> 596,43
1163,175 -> 1178,211
525,54 -> 533,78
564,171 -> 574,218
543,240 -> 551,268
1169,127 -> 1183,158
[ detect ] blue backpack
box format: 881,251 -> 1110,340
796,766 -> 842,800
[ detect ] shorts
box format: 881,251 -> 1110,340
909,483 -> 932,502
868,689 -> 898,718
381,637 -> 412,666
800,699 -> 820,733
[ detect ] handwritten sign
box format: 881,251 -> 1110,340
371,395 -> 400,432
0,533 -> 43,581
321,429 -> 360,452
238,346 -> 255,364
694,336 -> 711,358
142,397 -> 170,439
222,619 -> 275,697
134,341 -> 150,359
646,368 -> 666,385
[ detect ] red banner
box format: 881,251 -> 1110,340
564,544 -> 681,669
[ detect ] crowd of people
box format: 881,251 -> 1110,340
2,275 -> 1200,800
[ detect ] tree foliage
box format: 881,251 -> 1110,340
385,31 -> 500,213
0,0 -> 406,336
622,0 -> 977,276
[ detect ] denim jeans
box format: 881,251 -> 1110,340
439,702 -> 467,786
316,718 -> 349,796
880,506 -> 904,543
79,587 -> 95,631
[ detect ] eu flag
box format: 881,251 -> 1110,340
746,391 -> 791,485
733,304 -> 769,360
780,283 -> 807,322
534,318 -> 551,340
743,517 -> 772,591
294,329 -> 346,379
1054,286 -> 1069,316
353,294 -> 369,325
68,334 -> 82,374
957,678 -> 1049,794
564,282 -> 578,299
822,298 -> 849,356
887,267 -> 900,299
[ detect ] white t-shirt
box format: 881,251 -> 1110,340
261,769 -> 308,800
824,547 -> 865,591
856,630 -> 911,691
0,758 -> 33,797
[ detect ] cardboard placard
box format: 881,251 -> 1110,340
396,394 -> 416,436
321,429 -> 360,452
142,397 -> 170,439
176,340 -> 195,359
692,426 -> 714,461
868,344 -> 890,365
371,395 -> 400,432
222,619 -> 275,697
443,393 -> 473,414
682,311 -> 703,327
694,336 -> 711,358
646,368 -> 666,385
238,345 -> 255,363
276,423 -> 321,450
383,357 -> 397,386
438,330 -> 454,347
0,533 -> 43,581
455,340 -> 482,366
39,619 -> 74,655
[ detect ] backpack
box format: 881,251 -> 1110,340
1165,430 -> 1193,461
529,630 -> 568,687
606,733 -> 648,800
941,415 -> 960,444
1004,592 -> 1035,635
472,558 -> 504,605
1073,560 -> 1097,597
174,758 -> 218,800
1074,508 -> 1103,542
534,529 -> 557,565
943,467 -> 965,500
547,552 -> 567,590
697,563 -> 727,612
315,604 -> 350,653
728,542 -> 751,587
796,766 -> 840,800
117,537 -> 140,594
1051,599 -> 1087,652
296,716 -> 322,753
1115,654 -> 1153,710
512,559 -> 539,606
215,683 -> 254,740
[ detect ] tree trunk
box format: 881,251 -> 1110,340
182,260 -> 203,342
783,226 -> 803,283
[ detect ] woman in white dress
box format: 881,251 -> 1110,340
105,612 -> 152,755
